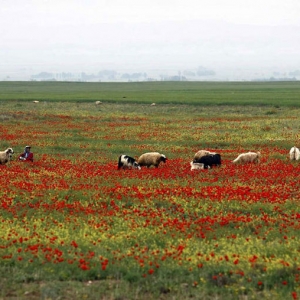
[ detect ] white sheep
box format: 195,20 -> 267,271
289,146 -> 300,161
0,148 -> 14,165
232,151 -> 261,164
137,152 -> 167,168
190,161 -> 209,170
194,149 -> 216,161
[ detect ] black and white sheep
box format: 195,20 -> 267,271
0,148 -> 14,165
232,151 -> 261,164
190,161 -> 209,170
118,155 -> 141,170
194,149 -> 216,161
137,152 -> 167,168
193,153 -> 221,169
289,146 -> 300,161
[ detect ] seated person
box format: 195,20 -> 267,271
19,145 -> 34,162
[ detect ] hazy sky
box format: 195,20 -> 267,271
1,0 -> 300,79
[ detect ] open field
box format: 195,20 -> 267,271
1,81 -> 300,106
0,82 -> 300,299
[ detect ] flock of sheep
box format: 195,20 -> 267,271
118,150 -> 263,171
118,146 -> 300,171
1,146 -> 299,169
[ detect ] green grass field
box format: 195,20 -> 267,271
1,81 -> 300,106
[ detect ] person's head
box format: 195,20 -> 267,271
25,145 -> 31,152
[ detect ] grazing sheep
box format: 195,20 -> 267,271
190,161 -> 209,170
137,152 -> 167,168
289,146 -> 300,161
232,151 -> 261,164
193,153 -> 221,169
0,148 -> 14,165
194,150 -> 216,161
118,155 -> 141,170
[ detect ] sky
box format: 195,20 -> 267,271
1,0 -> 300,80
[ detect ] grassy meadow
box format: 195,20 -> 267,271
1,81 -> 300,106
0,81 -> 300,299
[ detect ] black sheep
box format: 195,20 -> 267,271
193,154 -> 221,169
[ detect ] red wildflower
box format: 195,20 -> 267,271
71,240 -> 78,248
292,291 -> 298,300
80,264 -> 90,270
148,269 -> 154,275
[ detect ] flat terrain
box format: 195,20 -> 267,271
0,81 -> 299,299
1,81 -> 300,106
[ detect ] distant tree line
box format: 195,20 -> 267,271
31,70 -> 148,81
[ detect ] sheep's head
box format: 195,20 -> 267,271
160,154 -> 167,163
6,148 -> 14,155
133,162 -> 141,170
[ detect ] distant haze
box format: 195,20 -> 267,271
1,0 -> 300,81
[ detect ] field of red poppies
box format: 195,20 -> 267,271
1,96 -> 300,299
